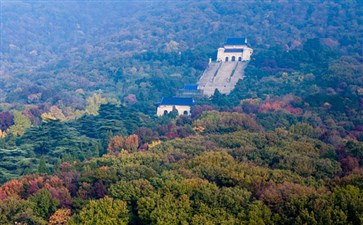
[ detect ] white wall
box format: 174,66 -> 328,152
157,105 -> 191,116
217,46 -> 253,62
224,45 -> 244,49
217,52 -> 244,62
217,48 -> 225,61
242,47 -> 253,61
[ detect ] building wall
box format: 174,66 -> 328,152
224,45 -> 244,49
242,47 -> 253,61
218,52 -> 244,62
217,48 -> 225,61
157,105 -> 191,116
217,46 -> 253,62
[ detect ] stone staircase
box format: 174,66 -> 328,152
197,61 -> 247,96
198,62 -> 221,87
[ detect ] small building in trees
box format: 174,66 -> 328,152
156,97 -> 195,116
217,38 -> 253,62
178,84 -> 202,97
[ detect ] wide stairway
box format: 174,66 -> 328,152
198,61 -> 246,96
198,62 -> 221,87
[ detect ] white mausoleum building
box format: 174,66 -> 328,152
156,97 -> 195,116
217,38 -> 253,62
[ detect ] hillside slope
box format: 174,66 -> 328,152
1,1 -> 361,107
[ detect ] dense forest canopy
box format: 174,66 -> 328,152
1,0 -> 361,107
0,1 -> 362,224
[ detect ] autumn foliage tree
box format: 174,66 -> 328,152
0,111 -> 14,131
107,135 -> 124,153
48,209 -> 71,225
0,1 -> 362,225
124,134 -> 139,152
7,111 -> 31,136
72,196 -> 128,225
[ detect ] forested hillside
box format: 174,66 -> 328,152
1,1 -> 361,109
0,1 -> 362,224
1,106 -> 362,224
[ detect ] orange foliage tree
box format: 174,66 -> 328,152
124,134 -> 139,152
107,135 -> 124,153
0,179 -> 24,200
48,208 -> 71,225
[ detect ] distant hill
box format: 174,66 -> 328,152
1,1 -> 361,107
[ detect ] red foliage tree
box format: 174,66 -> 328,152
340,156 -> 360,174
134,127 -> 156,144
0,111 -> 14,131
0,179 -> 24,200
191,105 -> 215,118
44,176 -> 72,207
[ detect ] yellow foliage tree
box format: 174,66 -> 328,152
240,98 -> 261,105
7,111 -> 31,136
0,130 -> 7,139
41,106 -> 66,122
41,112 -> 57,122
85,92 -> 107,116
48,208 -> 71,225
75,196 -> 128,225
49,106 -> 66,121
148,140 -> 161,149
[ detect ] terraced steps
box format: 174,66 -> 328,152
197,61 -> 247,96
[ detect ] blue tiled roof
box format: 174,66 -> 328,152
224,49 -> 244,53
225,38 -> 247,45
183,84 -> 199,91
160,97 -> 195,106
